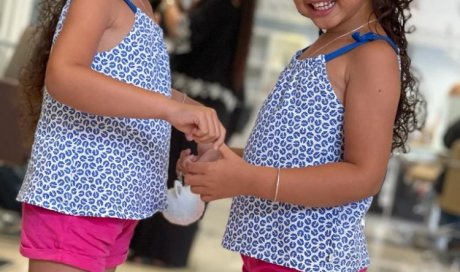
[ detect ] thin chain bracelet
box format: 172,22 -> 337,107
274,167 -> 280,202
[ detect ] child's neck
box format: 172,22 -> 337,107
326,5 -> 375,34
325,17 -> 376,36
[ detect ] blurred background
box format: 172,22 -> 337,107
1,0 -> 460,271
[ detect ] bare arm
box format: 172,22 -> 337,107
171,88 -> 201,106
46,0 -> 225,146
184,41 -> 401,206
47,0 -> 174,119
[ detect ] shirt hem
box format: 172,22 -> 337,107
17,198 -> 165,220
222,242 -> 370,272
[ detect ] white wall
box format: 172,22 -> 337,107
0,0 -> 35,75
409,0 -> 460,150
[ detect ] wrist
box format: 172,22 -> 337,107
161,96 -> 181,122
244,165 -> 279,200
238,163 -> 256,196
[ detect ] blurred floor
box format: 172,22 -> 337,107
0,199 -> 459,272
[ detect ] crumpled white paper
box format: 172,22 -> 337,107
162,180 -> 205,226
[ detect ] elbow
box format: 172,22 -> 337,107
44,60 -> 73,102
351,159 -> 389,199
363,172 -> 386,198
368,179 -> 383,197
44,62 -> 61,98
353,164 -> 386,198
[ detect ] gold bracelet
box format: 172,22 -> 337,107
274,168 -> 280,202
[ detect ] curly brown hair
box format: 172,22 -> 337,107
371,0 -> 426,152
19,0 -> 66,147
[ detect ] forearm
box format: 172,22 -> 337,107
46,64 -> 177,120
243,162 -> 384,207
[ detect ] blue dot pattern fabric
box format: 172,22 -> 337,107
222,53 -> 372,271
17,0 -> 172,220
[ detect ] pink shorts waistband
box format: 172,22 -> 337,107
241,254 -> 367,272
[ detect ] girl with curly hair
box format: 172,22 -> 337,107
16,0 -> 226,271
178,0 -> 426,271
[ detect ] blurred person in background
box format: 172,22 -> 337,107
129,0 -> 257,268
434,84 -> 460,252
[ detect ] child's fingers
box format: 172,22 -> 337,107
183,160 -> 208,175
213,123 -> 226,150
206,114 -> 218,141
200,195 -> 214,202
197,143 -> 214,156
198,148 -> 222,162
189,185 -> 207,195
185,133 -> 194,141
219,144 -> 234,158
177,150 -> 197,176
176,149 -> 190,168
193,114 -> 209,138
180,149 -> 191,157
211,115 -> 221,143
191,130 -> 216,145
191,129 -> 209,142
192,109 -> 223,143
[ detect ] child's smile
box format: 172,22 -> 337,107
294,0 -> 340,25
302,1 -> 337,18
294,0 -> 374,33
309,1 -> 336,13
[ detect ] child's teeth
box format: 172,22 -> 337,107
312,1 -> 336,10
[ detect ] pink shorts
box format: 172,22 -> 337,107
20,203 -> 138,272
242,255 -> 368,272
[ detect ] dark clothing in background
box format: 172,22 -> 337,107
129,128 -> 198,267
130,0 -> 249,267
0,165 -> 23,213
444,119 -> 460,149
170,0 -> 247,137
171,0 -> 242,95
435,119 -> 460,195
434,118 -> 460,238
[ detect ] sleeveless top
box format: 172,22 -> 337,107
222,32 -> 398,271
17,0 -> 172,220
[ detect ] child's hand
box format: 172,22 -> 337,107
176,149 -> 197,178
197,143 -> 222,162
167,103 -> 226,150
176,145 -> 222,178
183,144 -> 249,202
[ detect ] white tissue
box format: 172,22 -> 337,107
162,180 -> 205,226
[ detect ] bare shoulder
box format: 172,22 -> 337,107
66,0 -> 117,22
345,39 -> 401,95
348,39 -> 400,74
50,0 -> 121,67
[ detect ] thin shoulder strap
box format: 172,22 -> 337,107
123,0 -> 137,13
324,32 -> 399,62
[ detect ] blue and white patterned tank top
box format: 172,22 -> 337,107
222,32 -> 398,271
17,0 -> 172,219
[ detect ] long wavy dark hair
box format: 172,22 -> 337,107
371,0 -> 426,152
19,0 -> 66,148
